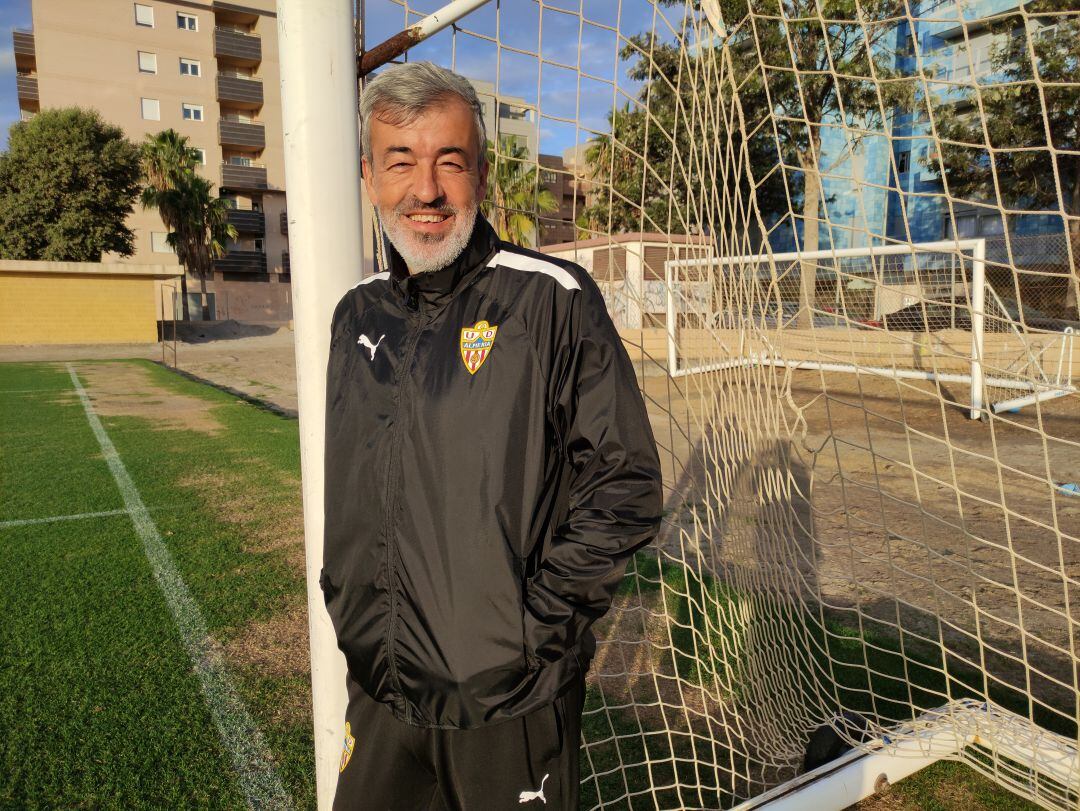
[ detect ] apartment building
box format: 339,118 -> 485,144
766,1 -> 1067,254
14,0 -> 291,321
470,79 -> 538,159
537,153 -> 587,247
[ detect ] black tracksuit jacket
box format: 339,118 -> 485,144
321,215 -> 663,730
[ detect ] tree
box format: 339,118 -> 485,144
140,130 -> 236,321
586,0 -> 913,326
482,137 -> 558,248
141,129 -> 199,321
0,108 -> 141,261
931,2 -> 1080,237
580,36 -> 787,243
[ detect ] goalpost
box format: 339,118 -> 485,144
665,239 -> 1077,419
281,0 -> 1080,808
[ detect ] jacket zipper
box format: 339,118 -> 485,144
382,293 -> 423,723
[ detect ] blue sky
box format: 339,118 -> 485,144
0,0 -> 31,150
0,0 -> 660,156
361,0 -> 658,157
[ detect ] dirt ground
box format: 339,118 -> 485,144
640,363 -> 1080,727
0,321 -> 301,416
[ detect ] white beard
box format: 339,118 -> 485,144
380,201 -> 479,275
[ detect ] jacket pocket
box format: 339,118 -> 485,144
516,556 -> 542,671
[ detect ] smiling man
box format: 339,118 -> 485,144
321,62 -> 662,810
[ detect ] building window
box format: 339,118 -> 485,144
191,147 -> 206,165
134,3 -> 154,27
955,214 -> 977,237
896,150 -> 910,175
182,103 -> 204,122
137,51 -> 157,74
541,170 -> 557,184
254,238 -> 265,252
151,232 -> 172,253
177,12 -> 197,31
180,58 -> 201,77
141,97 -> 160,120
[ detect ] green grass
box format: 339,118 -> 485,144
1,360 -> 314,809
859,759 -> 1043,810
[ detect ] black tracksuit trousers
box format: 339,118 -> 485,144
333,670 -> 586,810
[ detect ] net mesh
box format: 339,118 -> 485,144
357,0 -> 1080,806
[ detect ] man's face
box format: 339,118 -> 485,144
363,95 -> 488,275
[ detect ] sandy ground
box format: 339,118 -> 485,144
0,322 -> 301,416
638,363 -> 1080,734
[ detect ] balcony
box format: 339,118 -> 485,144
226,207 -> 265,233
220,162 -> 267,190
216,73 -> 263,108
214,249 -> 267,274
214,26 -> 261,65
13,29 -> 34,61
280,211 -> 288,235
218,119 -> 265,149
16,73 -> 38,103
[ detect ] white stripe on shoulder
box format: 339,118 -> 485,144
488,250 -> 580,291
352,271 -> 390,289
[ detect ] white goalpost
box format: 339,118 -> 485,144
664,238 -> 1077,420
282,0 -> 1080,808
277,2 -> 364,805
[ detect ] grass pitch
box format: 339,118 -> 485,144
1,360 -> 313,809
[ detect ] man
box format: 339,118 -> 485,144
322,61 -> 662,810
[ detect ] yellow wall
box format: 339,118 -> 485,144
0,269 -> 173,345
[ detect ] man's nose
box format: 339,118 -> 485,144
412,163 -> 443,205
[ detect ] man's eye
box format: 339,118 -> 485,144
440,162 -> 464,171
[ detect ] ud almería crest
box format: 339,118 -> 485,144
339,721 -> 356,773
460,320 -> 498,374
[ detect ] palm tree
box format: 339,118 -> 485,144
165,175 -> 236,322
482,136 -> 558,248
140,130 -> 235,321
141,129 -> 197,192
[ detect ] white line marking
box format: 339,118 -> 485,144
0,508 -> 132,528
65,363 -> 291,810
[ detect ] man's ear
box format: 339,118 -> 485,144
362,155 -> 378,207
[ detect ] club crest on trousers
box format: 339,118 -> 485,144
460,320 -> 498,374
339,721 -> 355,773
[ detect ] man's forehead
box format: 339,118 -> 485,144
369,97 -> 478,154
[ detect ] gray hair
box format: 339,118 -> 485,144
360,62 -> 488,171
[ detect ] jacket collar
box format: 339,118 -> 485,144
385,214 -> 500,313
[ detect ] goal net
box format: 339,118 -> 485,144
357,0 -> 1080,806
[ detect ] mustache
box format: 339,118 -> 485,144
393,197 -> 457,216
